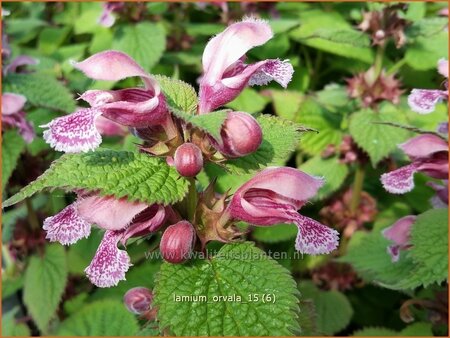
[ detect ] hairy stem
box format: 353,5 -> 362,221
186,177 -> 198,222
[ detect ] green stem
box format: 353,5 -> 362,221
25,198 -> 40,230
387,58 -> 406,75
350,165 -> 365,214
374,45 -> 385,78
186,178 -> 198,222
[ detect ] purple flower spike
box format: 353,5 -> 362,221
228,167 -> 339,255
199,17 -> 294,113
41,108 -> 102,153
382,215 -> 416,262
42,203 -> 91,245
408,58 -> 448,114
85,230 -> 131,288
381,134 -> 449,194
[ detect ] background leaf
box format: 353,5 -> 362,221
2,130 -> 26,191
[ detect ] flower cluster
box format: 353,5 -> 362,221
381,58 -> 448,262
37,18 -> 338,288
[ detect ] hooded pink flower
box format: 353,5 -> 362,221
42,195 -> 167,287
41,51 -> 167,153
198,17 -> 294,113
382,215 -> 416,262
408,59 -> 448,114
2,93 -> 35,142
98,2 -> 124,28
428,180 -> 448,208
227,167 -> 339,255
381,134 -> 449,194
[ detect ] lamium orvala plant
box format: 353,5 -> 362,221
3,17 -> 338,336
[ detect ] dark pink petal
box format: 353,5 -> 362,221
43,203 -> 91,245
248,59 -> 294,88
399,134 -> 448,160
408,89 -> 447,114
438,58 -> 448,78
381,163 -> 420,194
294,215 -> 339,255
386,245 -> 401,263
428,181 -> 448,208
121,205 -> 167,245
85,230 -> 131,288
202,17 -> 273,85
5,55 -> 38,74
77,195 -> 149,231
2,93 -> 26,115
437,122 -> 448,135
98,6 -> 115,27
382,215 -> 416,247
2,109 -> 35,143
417,153 -> 449,179
41,108 -> 102,153
95,116 -> 127,136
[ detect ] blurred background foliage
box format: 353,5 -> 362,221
1,1 -> 448,336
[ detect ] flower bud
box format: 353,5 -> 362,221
123,287 -> 153,314
160,221 -> 195,264
173,143 -> 203,177
215,112 -> 262,158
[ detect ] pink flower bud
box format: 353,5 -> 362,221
173,143 -> 203,177
123,287 -> 153,314
160,221 -> 196,264
215,112 -> 262,158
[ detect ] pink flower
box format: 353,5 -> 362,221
198,17 -> 294,113
408,59 -> 448,114
1,93 -> 35,143
42,195 -> 167,287
381,134 -> 448,194
123,287 -> 153,314
227,167 -> 339,255
428,180 -> 448,208
382,215 -> 416,262
98,2 -> 124,28
41,51 -> 168,153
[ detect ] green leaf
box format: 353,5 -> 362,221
23,244 -> 68,332
252,223 -> 298,243
353,327 -> 398,336
349,107 -> 410,167
226,88 -> 270,114
38,26 -> 71,55
405,32 -> 449,70
2,308 -> 31,336
3,73 -> 76,113
307,29 -> 370,47
171,108 -> 229,140
400,322 -> 433,336
299,281 -> 353,335
296,98 -> 343,155
396,208 -> 448,289
154,242 -> 300,336
289,10 -> 373,63
270,90 -> 304,121
2,130 -> 25,191
113,22 -> 166,72
155,75 -> 198,114
300,156 -> 349,200
3,150 -> 189,208
405,18 -> 447,38
57,300 -> 139,336
224,115 -> 303,173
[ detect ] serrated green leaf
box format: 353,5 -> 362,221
352,327 -> 398,336
23,244 -> 68,332
396,208 -> 448,289
289,10 -> 373,63
307,29 -> 370,47
297,98 -> 343,155
171,108 -> 229,140
2,130 -> 26,191
113,22 -> 166,72
405,18 -> 447,38
3,73 -> 76,113
300,156 -> 349,200
252,223 -> 298,243
154,242 -> 300,336
3,150 -> 189,208
352,322 -> 433,337
155,75 -> 198,114
349,107 -> 410,167
400,322 -> 433,336
299,281 -> 353,335
405,32 -> 449,70
57,300 -> 139,336
2,308 -> 31,337
224,115 -> 303,173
